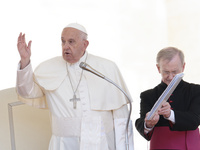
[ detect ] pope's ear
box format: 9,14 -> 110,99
84,40 -> 89,48
156,64 -> 161,73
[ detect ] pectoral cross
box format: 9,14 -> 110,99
70,94 -> 80,109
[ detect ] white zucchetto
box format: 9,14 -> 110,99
66,23 -> 87,34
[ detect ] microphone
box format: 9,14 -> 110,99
79,62 -> 105,79
79,62 -> 132,150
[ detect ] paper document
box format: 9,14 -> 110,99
146,72 -> 184,120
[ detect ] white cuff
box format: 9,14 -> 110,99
164,109 -> 175,124
144,122 -> 154,134
17,62 -> 34,96
114,118 -> 134,150
16,62 -> 47,109
17,61 -> 31,71
16,62 -> 44,98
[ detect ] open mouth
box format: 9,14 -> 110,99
65,51 -> 70,55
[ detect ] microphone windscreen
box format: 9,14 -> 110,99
79,62 -> 86,68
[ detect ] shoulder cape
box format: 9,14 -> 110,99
34,54 -> 132,110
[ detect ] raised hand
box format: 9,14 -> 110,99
17,33 -> 32,69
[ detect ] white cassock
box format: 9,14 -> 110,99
16,52 -> 134,150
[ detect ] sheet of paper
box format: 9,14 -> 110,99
146,72 -> 184,120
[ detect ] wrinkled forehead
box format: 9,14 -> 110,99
61,28 -> 81,40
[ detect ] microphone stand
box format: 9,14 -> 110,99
104,77 -> 132,150
80,62 -> 132,150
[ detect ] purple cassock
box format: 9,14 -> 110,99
150,127 -> 200,150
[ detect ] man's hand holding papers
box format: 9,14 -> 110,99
144,101 -> 171,128
144,73 -> 184,132
145,112 -> 159,129
158,101 -> 171,118
146,73 -> 184,121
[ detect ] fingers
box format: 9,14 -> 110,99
17,32 -> 26,43
158,102 -> 171,118
18,32 -> 22,41
17,33 -> 32,59
145,112 -> 160,128
27,41 -> 32,54
159,102 -> 171,111
162,101 -> 170,107
17,33 -> 24,48
28,41 -> 32,48
18,32 -> 23,42
17,33 -> 32,50
152,112 -> 159,121
22,33 -> 25,43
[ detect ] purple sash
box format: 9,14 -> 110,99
150,127 -> 200,150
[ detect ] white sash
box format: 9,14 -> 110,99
80,117 -> 101,150
52,116 -> 81,137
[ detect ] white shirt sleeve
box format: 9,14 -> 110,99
164,109 -> 175,124
144,122 -> 154,134
144,109 -> 175,134
16,62 -> 44,98
113,105 -> 134,150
